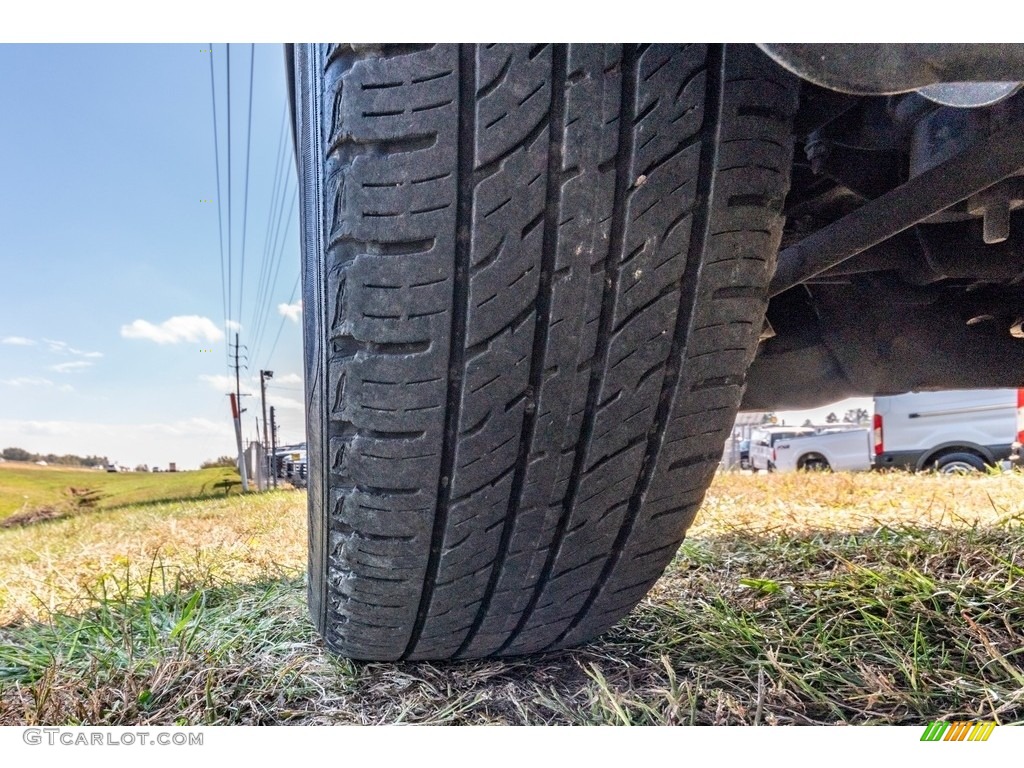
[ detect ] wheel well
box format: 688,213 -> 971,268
797,452 -> 829,468
921,445 -> 990,469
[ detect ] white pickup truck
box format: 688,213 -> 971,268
749,426 -> 817,471
772,428 -> 872,472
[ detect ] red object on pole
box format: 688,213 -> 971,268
230,392 -> 240,419
1016,388 -> 1024,445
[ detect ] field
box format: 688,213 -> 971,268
0,470 -> 1022,725
0,463 -> 242,523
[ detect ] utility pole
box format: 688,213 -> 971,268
229,393 -> 249,491
253,416 -> 263,490
270,405 -> 278,489
260,369 -> 273,489
231,333 -> 248,406
228,333 -> 250,492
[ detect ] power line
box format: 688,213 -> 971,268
249,107 -> 288,342
208,42 -> 228,371
250,170 -> 294,360
251,177 -> 294,360
226,42 -> 233,329
238,43 -> 255,326
250,107 -> 287,335
262,273 -> 300,370
252,184 -> 297,364
252,164 -> 293,353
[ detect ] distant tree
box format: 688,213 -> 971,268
825,412 -> 839,424
802,419 -> 813,427
201,456 -> 238,469
0,448 -> 115,467
760,412 -> 777,424
843,407 -> 870,425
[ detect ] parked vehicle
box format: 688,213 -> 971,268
773,428 -> 872,472
873,388 -> 1023,473
749,426 -> 817,471
273,444 -> 307,479
739,439 -> 752,470
284,450 -> 308,483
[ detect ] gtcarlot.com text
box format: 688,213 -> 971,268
22,728 -> 203,747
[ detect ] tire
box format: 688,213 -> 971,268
935,452 -> 986,474
292,43 -> 798,660
798,454 -> 831,472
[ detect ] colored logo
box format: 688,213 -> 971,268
921,721 -> 996,742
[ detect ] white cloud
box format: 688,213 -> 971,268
275,372 -> 303,385
41,338 -> 103,358
268,394 -> 304,411
1,336 -> 35,346
199,373 -> 242,392
1,377 -> 74,392
147,418 -> 233,437
225,320 -> 243,331
121,315 -> 224,345
278,300 -> 302,323
199,373 -> 260,394
50,361 -> 94,373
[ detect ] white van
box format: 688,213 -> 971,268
872,388 -> 1024,473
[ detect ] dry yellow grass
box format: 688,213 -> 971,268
1,470 -> 1020,626
696,469 -> 1023,536
0,490 -> 306,624
1,470 -> 1021,725
4,473 -> 1019,626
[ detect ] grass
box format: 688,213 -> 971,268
0,471 -> 1021,725
0,463 -> 243,523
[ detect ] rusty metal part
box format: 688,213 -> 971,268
758,44 -> 1024,96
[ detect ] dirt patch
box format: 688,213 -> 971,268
0,486 -> 105,529
0,505 -> 69,528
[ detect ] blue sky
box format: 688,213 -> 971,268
0,44 -> 306,468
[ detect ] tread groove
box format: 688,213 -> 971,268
498,44 -> 639,655
550,44 -> 725,650
401,44 -> 475,661
455,44 -> 567,658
